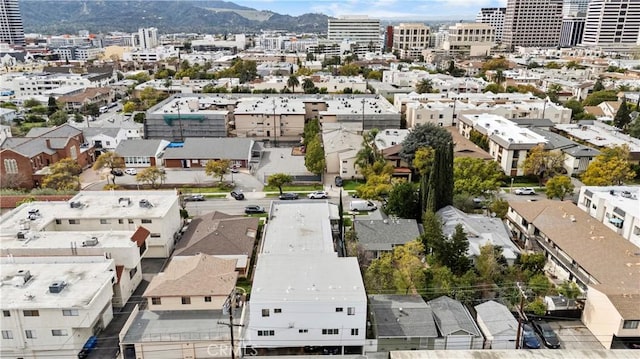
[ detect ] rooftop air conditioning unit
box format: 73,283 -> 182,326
49,281 -> 67,294
17,231 -> 27,240
83,237 -> 99,247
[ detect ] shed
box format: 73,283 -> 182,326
474,300 -> 518,349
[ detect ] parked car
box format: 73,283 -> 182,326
515,187 -> 536,195
279,192 -> 299,200
183,194 -> 205,202
124,168 -> 137,175
230,191 -> 245,200
230,166 -> 239,173
349,200 -> 377,212
307,191 -> 328,199
531,320 -> 560,349
334,176 -> 343,187
244,205 -> 265,214
522,324 -> 541,349
110,169 -> 124,176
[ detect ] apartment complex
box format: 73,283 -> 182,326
444,23 -> 495,57
563,0 -> 591,17
503,0 -> 564,48
475,7 -> 506,42
0,0 -> 24,45
392,23 -> 430,60
581,0 -> 640,50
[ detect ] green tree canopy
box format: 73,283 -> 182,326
41,158 -> 81,191
416,79 -> 435,94
522,144 -> 565,185
583,90 -> 617,106
581,145 -> 636,185
400,123 -> 452,164
135,166 -> 167,189
356,162 -> 394,200
92,152 -> 125,184
267,173 -> 292,194
483,83 -> 505,93
453,157 -> 503,196
304,136 -> 325,175
385,181 -> 420,219
48,110 -> 69,126
205,159 -> 231,183
545,175 -> 575,200
287,75 -> 300,93
613,98 -> 632,130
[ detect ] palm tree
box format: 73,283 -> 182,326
416,79 -> 434,94
287,75 -> 300,93
355,129 -> 382,171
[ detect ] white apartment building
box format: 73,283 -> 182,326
444,23 -> 495,57
0,72 -> 111,97
458,113 -> 548,175
52,46 -> 104,61
476,7 -> 506,42
555,121 -> 640,157
578,186 -> 640,248
245,201 -> 366,355
123,45 -> 179,63
327,16 -> 381,50
581,0 -> 640,51
322,123 -> 363,179
392,23 -> 430,60
0,256 -> 115,359
503,0 -> 564,48
133,27 -> 159,49
234,96 -> 306,141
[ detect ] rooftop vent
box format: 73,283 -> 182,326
139,199 -> 153,208
17,231 -> 27,240
83,237 -> 99,247
49,281 -> 67,294
69,201 -> 83,209
118,197 -> 131,207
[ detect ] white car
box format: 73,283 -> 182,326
307,191 -> 329,199
124,168 -> 137,175
515,187 -> 536,195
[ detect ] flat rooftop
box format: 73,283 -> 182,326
234,96 -> 306,115
251,254 -> 365,303
122,310 -> 232,343
320,97 -> 398,116
0,257 -> 114,309
555,122 -> 640,152
0,229 -> 137,252
582,186 -> 640,218
150,96 -> 231,116
262,201 -> 336,255
462,113 -> 548,145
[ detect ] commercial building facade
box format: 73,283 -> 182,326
0,0 -> 25,45
581,0 -> 640,51
503,0 -> 564,48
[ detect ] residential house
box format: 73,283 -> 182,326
115,139 -> 169,168
119,254 -> 241,359
0,256 -> 115,359
474,301 -> 518,349
447,127 -> 493,161
368,295 -> 439,351
353,218 -> 420,259
577,186 -> 640,248
0,124 -> 11,143
374,129 -> 409,150
322,123 -> 363,179
506,199 -> 640,348
381,145 -> 413,180
0,107 -> 17,124
0,124 -> 94,188
173,211 -> 260,276
437,205 -> 520,265
427,296 -> 484,350
245,201 -> 366,355
162,138 -> 261,169
82,126 -> 145,152
57,87 -> 113,112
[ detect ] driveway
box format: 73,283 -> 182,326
549,320 -> 603,350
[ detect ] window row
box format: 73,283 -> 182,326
2,329 -> 68,339
55,219 -> 151,225
3,309 -> 78,317
151,296 -> 212,305
262,307 -> 356,317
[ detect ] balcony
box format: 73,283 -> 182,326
532,235 -> 596,287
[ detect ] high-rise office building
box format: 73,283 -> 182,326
559,0 -> 589,47
392,23 -> 430,60
563,0 -> 590,17
503,0 -> 564,48
581,0 -> 640,49
327,16 -> 381,45
0,0 -> 25,46
476,7 -> 506,42
132,27 -> 159,49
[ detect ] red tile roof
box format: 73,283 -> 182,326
131,226 -> 150,247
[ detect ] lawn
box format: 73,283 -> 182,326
340,180 -> 363,191
180,186 -> 231,193
263,183 -> 323,192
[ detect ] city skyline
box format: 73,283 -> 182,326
233,0 -> 509,19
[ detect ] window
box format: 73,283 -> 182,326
347,307 -> 355,315
129,267 -> 138,279
351,328 -> 359,336
62,309 -> 78,316
55,219 -> 61,225
68,219 -> 79,225
128,219 -> 134,224
51,329 -> 68,336
262,309 -> 270,317
4,159 -> 18,174
2,330 -> 13,339
23,310 -> 39,317
298,329 -> 308,333
322,329 -> 339,335
150,233 -> 161,238
100,219 -> 110,224
3,311 -> 9,317
274,308 -> 282,313
623,320 -> 639,329
151,297 -> 161,305
70,146 -> 77,160
141,219 -> 152,224
181,297 -> 191,305
257,330 -> 275,336
335,307 -> 343,312
25,330 -> 36,339
633,226 -> 640,236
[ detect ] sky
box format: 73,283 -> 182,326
231,0 -> 509,20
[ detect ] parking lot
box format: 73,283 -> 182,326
549,320 -> 603,350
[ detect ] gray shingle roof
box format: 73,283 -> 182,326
82,127 -> 120,138
0,137 -> 57,157
163,138 -> 255,160
474,300 -> 518,337
25,124 -> 81,138
369,295 -> 438,338
354,219 -> 420,251
115,139 -> 167,157
428,296 -> 482,337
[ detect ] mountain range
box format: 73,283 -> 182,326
21,0 -> 331,35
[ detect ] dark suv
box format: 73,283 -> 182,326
335,176 -> 343,187
230,191 -> 245,200
279,193 -> 299,200
531,320 -> 560,349
244,205 -> 265,214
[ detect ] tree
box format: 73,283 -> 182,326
483,83 -> 505,93
356,162 -> 394,200
557,281 -> 581,299
364,252 -> 395,293
528,274 -> 553,297
583,90 -> 617,106
581,145 -> 635,185
613,98 -> 632,130
522,144 -> 565,185
135,166 -> 166,189
385,181 -> 419,219
23,98 -> 41,108
629,117 -> 640,139
205,159 -> 231,183
445,224 -> 471,275
564,98 -> 586,121
545,175 -> 574,200
287,75 -> 299,93
416,79 -> 435,94
364,240 -> 425,294
476,244 -> 503,285
488,198 -> 509,219
41,158 -> 81,191
400,123 -> 452,164
304,136 -> 325,175
421,210 -> 443,255
339,63 -> 360,76
302,78 -> 316,93
267,173 -> 292,194
425,142 -> 454,212
517,253 -> 546,276
355,129 -> 382,172
593,78 -> 605,92
453,157 -> 503,196
303,118 -> 320,145
93,152 -> 125,184
122,101 -> 136,113
48,110 -> 68,126
47,96 -> 58,116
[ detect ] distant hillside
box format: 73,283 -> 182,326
20,0 -> 330,34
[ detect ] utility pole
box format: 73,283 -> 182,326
272,98 -> 277,148
515,282 -> 529,349
219,289 -> 244,359
361,97 -> 366,133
